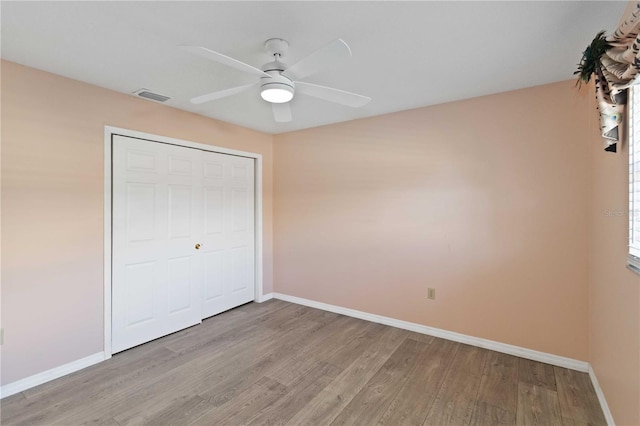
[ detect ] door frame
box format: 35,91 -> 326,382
103,125 -> 265,358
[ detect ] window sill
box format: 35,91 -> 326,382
626,263 -> 640,276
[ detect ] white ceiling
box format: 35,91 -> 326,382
1,1 -> 626,134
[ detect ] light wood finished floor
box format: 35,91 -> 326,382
2,300 -> 606,425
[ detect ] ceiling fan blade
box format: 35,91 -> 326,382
181,46 -> 270,78
282,39 -> 352,80
190,83 -> 258,105
295,81 -> 371,108
272,102 -> 292,123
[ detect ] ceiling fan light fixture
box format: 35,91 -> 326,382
260,84 -> 294,103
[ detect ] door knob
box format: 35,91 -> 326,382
195,243 -> 201,250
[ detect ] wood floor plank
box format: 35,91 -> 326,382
477,351 -> 520,409
164,301 -> 299,353
189,376 -> 287,425
377,338 -> 459,425
74,327 -> 283,425
1,346 -> 178,425
142,395 -> 209,426
447,343 -> 490,377
470,351 -> 519,423
79,417 -> 121,426
244,361 -> 341,425
112,316 -> 326,425
285,326 -> 408,426
516,382 -> 563,425
296,307 -> 342,325
421,344 -> 488,426
469,402 -> 516,426
406,332 -> 435,344
192,318 -> 330,409
330,338 -> 425,426
49,310 -> 300,425
19,343 -> 175,401
422,395 -> 477,426
317,321 -> 392,369
554,367 -> 606,425
265,315 -> 365,385
0,392 -> 25,405
519,357 -> 557,391
561,416 -> 600,426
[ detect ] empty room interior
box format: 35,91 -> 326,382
1,1 -> 639,425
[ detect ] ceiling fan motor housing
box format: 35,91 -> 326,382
260,70 -> 295,103
260,39 -> 295,103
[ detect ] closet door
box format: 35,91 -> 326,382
112,136 -> 203,353
201,151 -> 255,318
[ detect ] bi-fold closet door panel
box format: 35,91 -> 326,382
201,151 -> 255,318
112,135 -> 255,353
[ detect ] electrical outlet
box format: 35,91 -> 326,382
428,288 -> 436,300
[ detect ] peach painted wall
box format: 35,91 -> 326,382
587,89 -> 640,424
0,60 -> 273,385
274,80 -> 591,360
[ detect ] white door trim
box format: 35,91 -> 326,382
103,125 -> 264,358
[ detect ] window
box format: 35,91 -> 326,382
629,85 -> 640,271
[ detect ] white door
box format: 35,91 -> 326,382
112,136 -> 203,353
201,151 -> 255,318
112,135 -> 256,353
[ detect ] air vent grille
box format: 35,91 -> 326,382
133,89 -> 170,103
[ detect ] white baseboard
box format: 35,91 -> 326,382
272,293 -> 589,372
1,352 -> 106,399
256,292 -> 274,303
588,364 -> 616,425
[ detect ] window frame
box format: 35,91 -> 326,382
628,86 -> 640,272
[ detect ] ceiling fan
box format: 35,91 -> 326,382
181,38 -> 371,123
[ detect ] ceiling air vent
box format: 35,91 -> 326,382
133,89 -> 170,103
